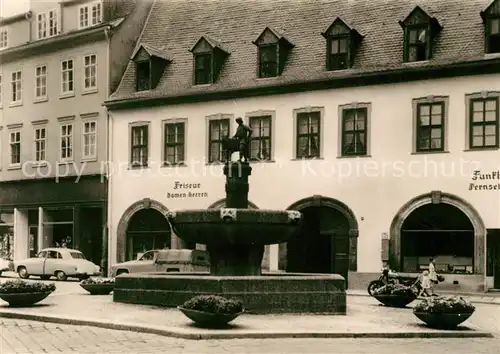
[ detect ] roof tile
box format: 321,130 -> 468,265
109,0 -> 497,102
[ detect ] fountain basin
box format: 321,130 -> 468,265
113,272 -> 346,314
166,209 -> 302,246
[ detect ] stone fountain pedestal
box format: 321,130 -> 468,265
113,161 -> 346,314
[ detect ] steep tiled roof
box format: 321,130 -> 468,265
108,0 -> 499,105
131,43 -> 171,61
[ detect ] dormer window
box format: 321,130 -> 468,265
253,27 -> 294,78
130,44 -> 170,92
321,18 -> 363,71
190,35 -> 229,85
481,0 -> 500,53
136,61 -> 151,91
399,6 -> 442,62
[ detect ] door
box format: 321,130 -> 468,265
30,250 -> 48,275
331,232 -> 350,286
44,250 -> 63,275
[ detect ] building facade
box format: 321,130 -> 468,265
105,0 -> 500,292
0,0 -> 153,271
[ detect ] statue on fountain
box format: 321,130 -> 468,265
222,117 -> 252,162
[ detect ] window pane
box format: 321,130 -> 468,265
344,116 -> 354,130
409,29 -> 418,43
472,112 -> 484,122
485,125 -> 496,135
484,110 -> 496,121
472,101 -> 484,112
472,126 -> 484,136
419,115 -> 430,126
485,99 -> 497,111
339,38 -> 348,53
430,138 -> 442,149
419,138 -> 430,150
298,119 -> 309,134
485,135 -> 497,146
431,128 -> 441,138
330,39 -> 339,54
210,123 -> 220,140
491,19 -> 500,34
297,136 -> 309,155
431,104 -> 442,115
419,105 -> 430,116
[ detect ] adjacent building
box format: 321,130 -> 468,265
105,0 -> 500,292
0,0 -> 153,271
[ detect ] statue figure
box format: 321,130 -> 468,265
233,117 -> 252,162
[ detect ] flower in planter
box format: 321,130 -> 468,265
414,295 -> 475,314
182,295 -> 243,314
80,277 -> 115,285
0,280 -> 56,294
372,283 -> 417,296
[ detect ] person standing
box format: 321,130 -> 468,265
428,257 -> 438,295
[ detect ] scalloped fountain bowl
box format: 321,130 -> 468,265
168,209 -> 302,246
113,207 -> 346,314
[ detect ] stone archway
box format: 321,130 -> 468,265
278,195 -> 359,272
116,198 -> 170,263
389,191 -> 486,274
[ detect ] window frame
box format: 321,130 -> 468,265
10,70 -> 22,104
415,101 -> 446,153
129,123 -> 150,168
82,120 -> 97,160
194,52 -> 213,85
258,44 -> 278,78
0,28 -> 7,49
35,65 -> 48,100
162,118 -> 187,166
248,114 -> 273,161
404,24 -> 430,62
33,126 -> 47,163
486,17 -> 500,53
48,9 -> 58,37
294,108 -> 323,159
340,107 -> 369,156
468,97 -> 500,149
36,12 -> 47,40
83,54 -> 98,92
59,123 -> 74,161
327,34 -> 350,71
61,59 -> 74,95
9,128 -> 21,166
206,115 -> 231,164
135,60 -> 151,92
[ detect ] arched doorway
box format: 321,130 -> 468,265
279,195 -> 359,285
401,203 -> 474,274
116,198 -> 171,263
390,191 -> 486,275
126,208 -> 171,261
287,206 -> 350,275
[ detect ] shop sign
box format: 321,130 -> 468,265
166,181 -> 209,199
468,170 -> 500,191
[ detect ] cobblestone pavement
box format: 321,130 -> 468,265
1,318 -> 498,354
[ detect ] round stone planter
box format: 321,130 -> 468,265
413,311 -> 475,329
0,292 -> 53,307
177,306 -> 244,327
373,293 -> 417,308
79,283 -> 114,295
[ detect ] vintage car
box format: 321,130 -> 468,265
0,257 -> 14,277
111,249 -> 210,277
14,248 -> 100,281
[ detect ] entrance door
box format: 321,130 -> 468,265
286,206 -> 350,282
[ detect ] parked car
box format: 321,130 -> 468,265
14,248 -> 101,281
0,257 -> 14,277
111,249 -> 210,277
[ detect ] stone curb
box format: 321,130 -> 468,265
0,311 -> 493,340
347,292 -> 500,306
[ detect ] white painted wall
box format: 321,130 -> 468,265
108,74 -> 500,271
